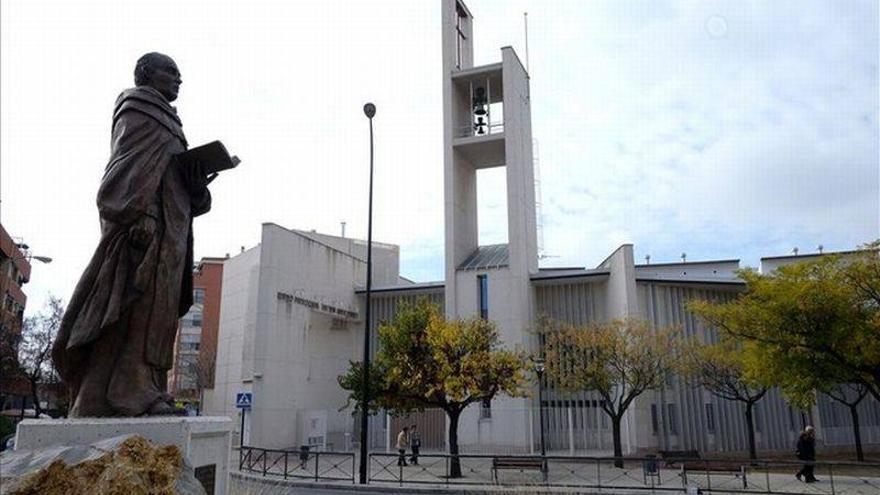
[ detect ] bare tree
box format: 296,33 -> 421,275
824,383 -> 869,461
0,312 -> 23,383
0,312 -> 25,408
18,297 -> 64,417
180,344 -> 217,412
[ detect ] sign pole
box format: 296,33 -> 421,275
236,391 -> 252,447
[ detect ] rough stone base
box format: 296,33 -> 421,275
1,434 -> 205,495
14,416 -> 232,494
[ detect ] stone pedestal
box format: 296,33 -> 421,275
15,416 -> 233,495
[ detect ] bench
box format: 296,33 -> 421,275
680,462 -> 748,489
659,451 -> 747,488
492,457 -> 546,483
659,450 -> 701,468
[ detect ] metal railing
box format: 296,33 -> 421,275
239,446 -> 355,483
365,453 -> 880,494
456,121 -> 504,138
237,446 -> 880,493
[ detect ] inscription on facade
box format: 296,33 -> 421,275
277,291 -> 359,320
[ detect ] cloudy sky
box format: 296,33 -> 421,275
2,0 -> 877,316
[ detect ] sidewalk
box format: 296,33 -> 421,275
231,470 -> 667,495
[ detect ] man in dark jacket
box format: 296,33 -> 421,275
409,424 -> 421,465
52,53 -> 211,417
795,425 -> 818,483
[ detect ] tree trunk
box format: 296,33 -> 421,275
744,403 -> 757,460
850,405 -> 864,462
869,375 -> 880,404
447,409 -> 462,478
611,414 -> 624,469
29,378 -> 41,417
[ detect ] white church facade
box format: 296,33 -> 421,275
204,0 -> 880,457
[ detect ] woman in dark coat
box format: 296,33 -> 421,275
795,425 -> 818,483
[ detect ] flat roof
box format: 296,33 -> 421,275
635,276 -> 745,286
199,257 -> 227,263
531,268 -> 610,282
635,259 -> 740,268
760,249 -> 863,261
355,281 -> 445,294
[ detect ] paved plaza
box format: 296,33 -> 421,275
238,449 -> 880,494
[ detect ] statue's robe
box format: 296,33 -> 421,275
52,86 -> 210,417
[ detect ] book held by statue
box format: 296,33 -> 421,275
176,140 -> 240,175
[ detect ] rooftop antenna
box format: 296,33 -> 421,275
523,12 -> 530,74
817,244 -> 824,254
341,221 -> 347,238
645,254 -> 651,265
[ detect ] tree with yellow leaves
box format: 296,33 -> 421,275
679,337 -> 771,460
688,242 -> 880,461
541,318 -> 680,467
689,244 -> 880,404
338,300 -> 530,478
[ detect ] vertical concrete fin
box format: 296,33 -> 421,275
599,244 -> 638,320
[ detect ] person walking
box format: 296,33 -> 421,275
397,426 -> 410,466
795,426 -> 818,483
298,445 -> 310,469
409,424 -> 421,465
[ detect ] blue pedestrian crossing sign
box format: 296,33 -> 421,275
235,392 -> 253,409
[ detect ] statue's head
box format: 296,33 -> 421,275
134,52 -> 181,102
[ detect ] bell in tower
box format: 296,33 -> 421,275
473,86 -> 488,135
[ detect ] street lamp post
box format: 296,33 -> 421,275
533,357 -> 546,457
533,356 -> 547,481
358,102 -> 376,485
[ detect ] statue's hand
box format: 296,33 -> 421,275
181,158 -> 209,194
129,215 -> 158,249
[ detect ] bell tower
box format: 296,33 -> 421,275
441,0 -> 538,332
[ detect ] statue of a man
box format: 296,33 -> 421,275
52,53 -> 211,417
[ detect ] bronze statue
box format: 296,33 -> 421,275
52,53 -> 214,416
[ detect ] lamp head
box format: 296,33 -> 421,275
532,356 -> 545,375
363,103 -> 376,119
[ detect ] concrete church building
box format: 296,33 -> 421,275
205,0 -> 880,456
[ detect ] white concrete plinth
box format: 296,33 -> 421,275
15,416 -> 233,495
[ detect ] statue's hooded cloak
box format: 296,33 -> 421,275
53,86 -> 210,406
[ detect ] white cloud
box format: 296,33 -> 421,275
2,0 -> 876,313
